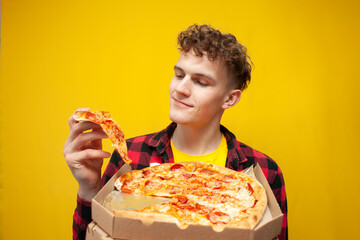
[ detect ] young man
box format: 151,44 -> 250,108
64,24 -> 288,240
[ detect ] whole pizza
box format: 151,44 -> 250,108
113,162 -> 267,231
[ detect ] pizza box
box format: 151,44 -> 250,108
86,221 -> 279,240
86,222 -> 115,240
90,163 -> 283,240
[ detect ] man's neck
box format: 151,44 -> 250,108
172,122 -> 223,155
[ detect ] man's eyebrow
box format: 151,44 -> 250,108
174,65 -> 183,71
173,65 -> 216,83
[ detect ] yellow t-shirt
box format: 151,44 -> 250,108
171,135 -> 227,167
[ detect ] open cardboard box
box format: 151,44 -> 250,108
86,222 -> 279,240
89,164 -> 283,240
86,222 -> 114,240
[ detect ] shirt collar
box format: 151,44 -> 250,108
148,122 -> 248,168
220,125 -> 249,170
148,122 -> 177,155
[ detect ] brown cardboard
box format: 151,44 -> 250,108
86,222 -> 113,240
91,163 -> 283,240
86,221 -> 128,240
86,221 -> 279,240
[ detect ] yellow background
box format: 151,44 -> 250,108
1,0 -> 360,239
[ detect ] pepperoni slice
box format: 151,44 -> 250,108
170,163 -> 186,171
121,185 -> 133,193
199,168 -> 214,175
143,170 -> 155,178
176,195 -> 188,204
207,211 -> 231,225
121,181 -> 139,193
181,173 -> 196,179
220,175 -> 234,183
158,175 -> 174,180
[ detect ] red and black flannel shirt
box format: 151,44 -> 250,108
73,122 -> 288,240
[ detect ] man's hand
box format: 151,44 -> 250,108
63,108 -> 111,201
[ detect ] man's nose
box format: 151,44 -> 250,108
175,76 -> 191,96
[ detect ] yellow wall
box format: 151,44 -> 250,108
1,0 -> 359,239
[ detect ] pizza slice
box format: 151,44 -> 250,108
73,110 -> 132,165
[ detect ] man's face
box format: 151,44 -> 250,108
169,50 -> 236,127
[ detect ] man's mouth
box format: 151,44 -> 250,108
173,98 -> 193,107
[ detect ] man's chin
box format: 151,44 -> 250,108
169,113 -> 190,125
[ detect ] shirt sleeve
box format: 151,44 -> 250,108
269,167 -> 288,240
72,194 -> 92,240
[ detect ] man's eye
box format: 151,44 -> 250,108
194,79 -> 208,86
175,74 -> 184,79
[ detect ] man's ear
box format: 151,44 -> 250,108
222,89 -> 242,109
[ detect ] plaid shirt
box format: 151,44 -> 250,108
73,122 -> 288,240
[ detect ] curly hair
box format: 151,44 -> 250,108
177,24 -> 252,91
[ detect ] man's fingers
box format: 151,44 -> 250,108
83,138 -> 103,150
70,131 -> 108,152
67,121 -> 103,144
64,130 -> 108,155
66,149 -> 111,164
68,108 -> 90,128
72,121 -> 102,135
